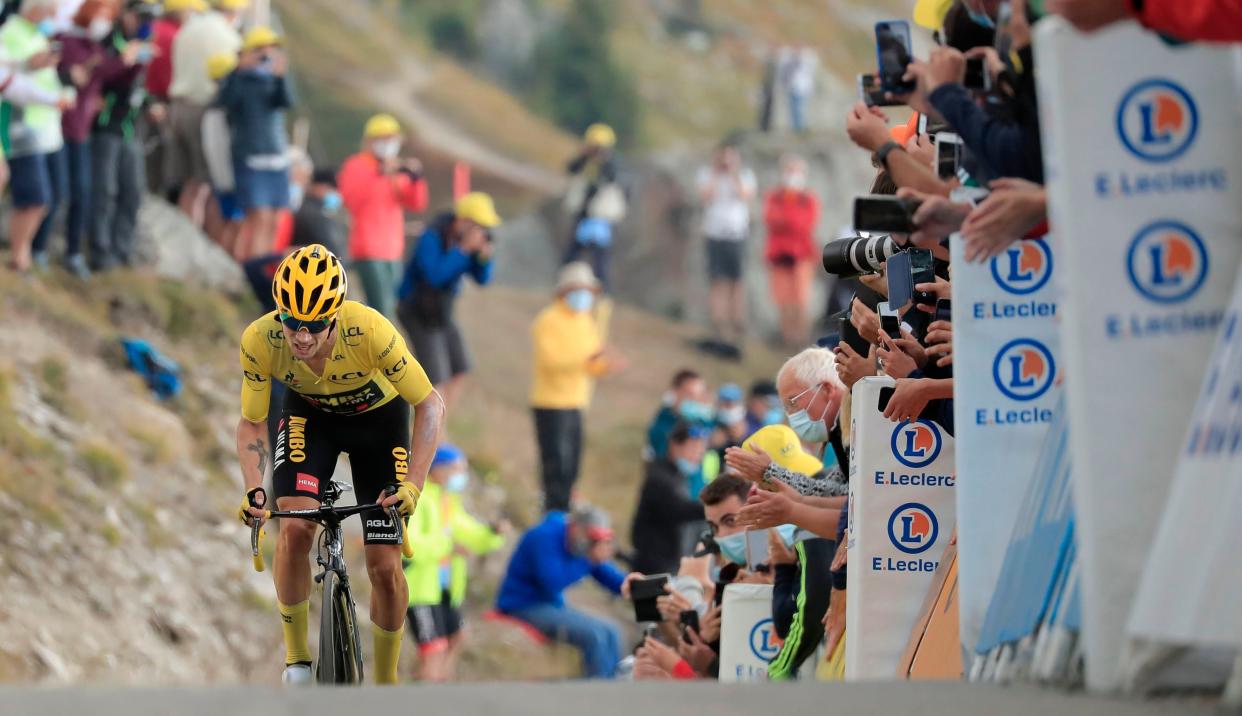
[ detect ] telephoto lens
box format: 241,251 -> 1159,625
822,234 -> 898,278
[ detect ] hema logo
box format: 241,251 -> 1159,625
890,420 -> 942,469
1126,221 -> 1208,304
991,338 -> 1056,401
1116,79 -> 1198,162
991,239 -> 1052,295
887,503 -> 939,555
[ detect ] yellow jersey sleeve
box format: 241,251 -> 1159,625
239,320 -> 274,423
370,312 -> 434,405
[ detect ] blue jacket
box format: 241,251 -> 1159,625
495,512 -> 625,614
397,218 -> 493,301
216,70 -> 292,160
928,82 -> 1043,184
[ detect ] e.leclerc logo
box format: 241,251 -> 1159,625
749,618 -> 779,662
890,420 -> 942,469
992,338 -> 1056,401
1116,79 -> 1198,163
873,503 -> 942,574
1108,220 -> 1222,340
991,239 -> 1052,295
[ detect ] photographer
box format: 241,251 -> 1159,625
396,192 -> 500,410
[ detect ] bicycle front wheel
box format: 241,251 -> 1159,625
317,570 -> 364,684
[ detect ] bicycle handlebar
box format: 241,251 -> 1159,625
249,500 -> 414,572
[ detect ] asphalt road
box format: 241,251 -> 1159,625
0,681 -> 1219,716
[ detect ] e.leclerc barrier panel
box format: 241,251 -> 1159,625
1035,17 -> 1242,692
950,233 -> 1061,658
845,377 -> 955,679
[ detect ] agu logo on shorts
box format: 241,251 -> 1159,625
887,502 -> 939,555
991,338 -> 1056,401
1126,221 -> 1208,304
890,420 -> 942,469
1116,79 -> 1198,163
749,618 -> 780,662
991,239 -> 1052,295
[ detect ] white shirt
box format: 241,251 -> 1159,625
169,12 -> 241,105
697,166 -> 756,242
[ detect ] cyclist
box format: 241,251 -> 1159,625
235,243 -> 445,685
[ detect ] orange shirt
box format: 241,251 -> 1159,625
338,152 -> 428,261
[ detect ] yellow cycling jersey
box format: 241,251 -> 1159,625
239,301 -> 434,422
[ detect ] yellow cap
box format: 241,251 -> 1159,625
163,0 -> 207,12
241,26 -> 281,52
743,425 -> 823,477
454,192 -> 502,228
205,51 -> 237,80
213,0 -> 249,9
584,123 -> 616,148
913,0 -> 954,29
363,113 -> 401,139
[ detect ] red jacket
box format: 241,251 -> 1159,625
144,18 -> 180,99
1134,0 -> 1242,42
338,152 -> 428,261
763,188 -> 819,263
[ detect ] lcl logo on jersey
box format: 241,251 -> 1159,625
887,502 -> 939,555
992,338 -> 1056,401
1126,221 -> 1208,305
1116,79 -> 1198,163
991,239 -> 1052,295
890,419 -> 942,469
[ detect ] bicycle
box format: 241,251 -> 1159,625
250,480 -> 413,684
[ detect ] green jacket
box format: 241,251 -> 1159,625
403,482 -> 506,607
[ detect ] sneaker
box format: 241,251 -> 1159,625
65,254 -> 90,279
282,662 -> 313,685
31,252 -> 49,272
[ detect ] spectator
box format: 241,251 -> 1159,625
776,347 -> 847,464
338,112 -> 428,318
646,369 -> 712,461
697,142 -> 756,357
292,167 -> 345,258
529,261 -> 625,513
404,444 -> 507,682
563,122 -> 625,291
744,379 -> 783,436
699,475 -> 751,563
780,45 -> 817,133
630,422 -> 708,575
216,26 -> 292,260
763,153 -> 819,347
1,0 -> 67,275
142,0 -> 201,194
199,50 -> 242,256
167,0 -> 244,227
89,0 -> 156,271
0,57 -> 65,201
710,382 -> 749,457
495,504 -> 642,679
396,192 -> 500,409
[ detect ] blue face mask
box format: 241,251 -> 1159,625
321,190 -> 343,214
445,471 -> 469,494
716,531 -> 747,565
564,289 -> 594,313
774,523 -> 798,548
675,457 -> 699,477
787,384 -> 829,443
966,4 -> 996,28
678,400 -> 714,424
36,18 -> 56,37
763,407 -> 785,426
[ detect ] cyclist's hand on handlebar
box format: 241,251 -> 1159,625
238,487 -> 269,526
380,481 -> 421,517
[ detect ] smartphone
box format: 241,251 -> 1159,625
878,386 -> 896,412
886,251 -> 914,310
838,311 -> 874,356
875,20 -> 916,93
857,73 -> 903,107
935,298 -> 952,324
934,132 -> 961,180
679,610 -> 700,644
818,331 -> 842,349
744,529 -> 770,570
916,113 -> 928,137
910,249 -> 937,306
630,574 -> 670,622
878,301 -> 902,340
964,57 -> 988,91
854,195 -> 920,234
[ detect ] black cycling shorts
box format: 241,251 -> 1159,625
407,590 -> 463,651
273,392 -> 410,545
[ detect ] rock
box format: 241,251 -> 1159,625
30,642 -> 71,682
134,198 -> 246,296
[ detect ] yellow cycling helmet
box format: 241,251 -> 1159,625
272,245 -> 348,322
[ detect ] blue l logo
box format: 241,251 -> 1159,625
1005,247 -> 1033,282
1007,355 -> 1034,389
902,430 -> 926,457
1139,102 -> 1171,145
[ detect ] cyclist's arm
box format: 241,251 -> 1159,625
236,417 -> 267,494
237,324 -> 274,493
373,319 -> 441,490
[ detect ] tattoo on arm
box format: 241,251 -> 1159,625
246,438 -> 268,477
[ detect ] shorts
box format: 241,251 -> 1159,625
8,152 -> 53,208
398,306 -> 470,386
706,237 -> 745,281
234,161 -> 290,211
165,99 -> 209,187
768,259 -> 813,307
407,590 -> 463,653
217,192 -> 246,222
272,391 -> 411,545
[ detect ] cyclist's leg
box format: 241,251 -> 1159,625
270,394 -> 340,666
343,397 -> 411,684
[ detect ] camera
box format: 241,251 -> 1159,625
822,234 -> 898,278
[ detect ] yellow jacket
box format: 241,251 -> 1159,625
403,483 -> 506,607
529,301 -> 608,409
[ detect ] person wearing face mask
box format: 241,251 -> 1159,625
291,167 -> 346,258
711,382 -> 751,453
762,153 -> 819,348
338,112 -> 429,319
396,191 -> 499,410
630,422 -> 709,576
403,443 -> 508,682
744,379 -> 784,436
646,369 -> 713,461
529,262 -> 627,513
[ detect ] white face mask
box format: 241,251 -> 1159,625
372,138 -> 401,160
88,17 -> 112,41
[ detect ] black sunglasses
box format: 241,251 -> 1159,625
279,313 -> 334,334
